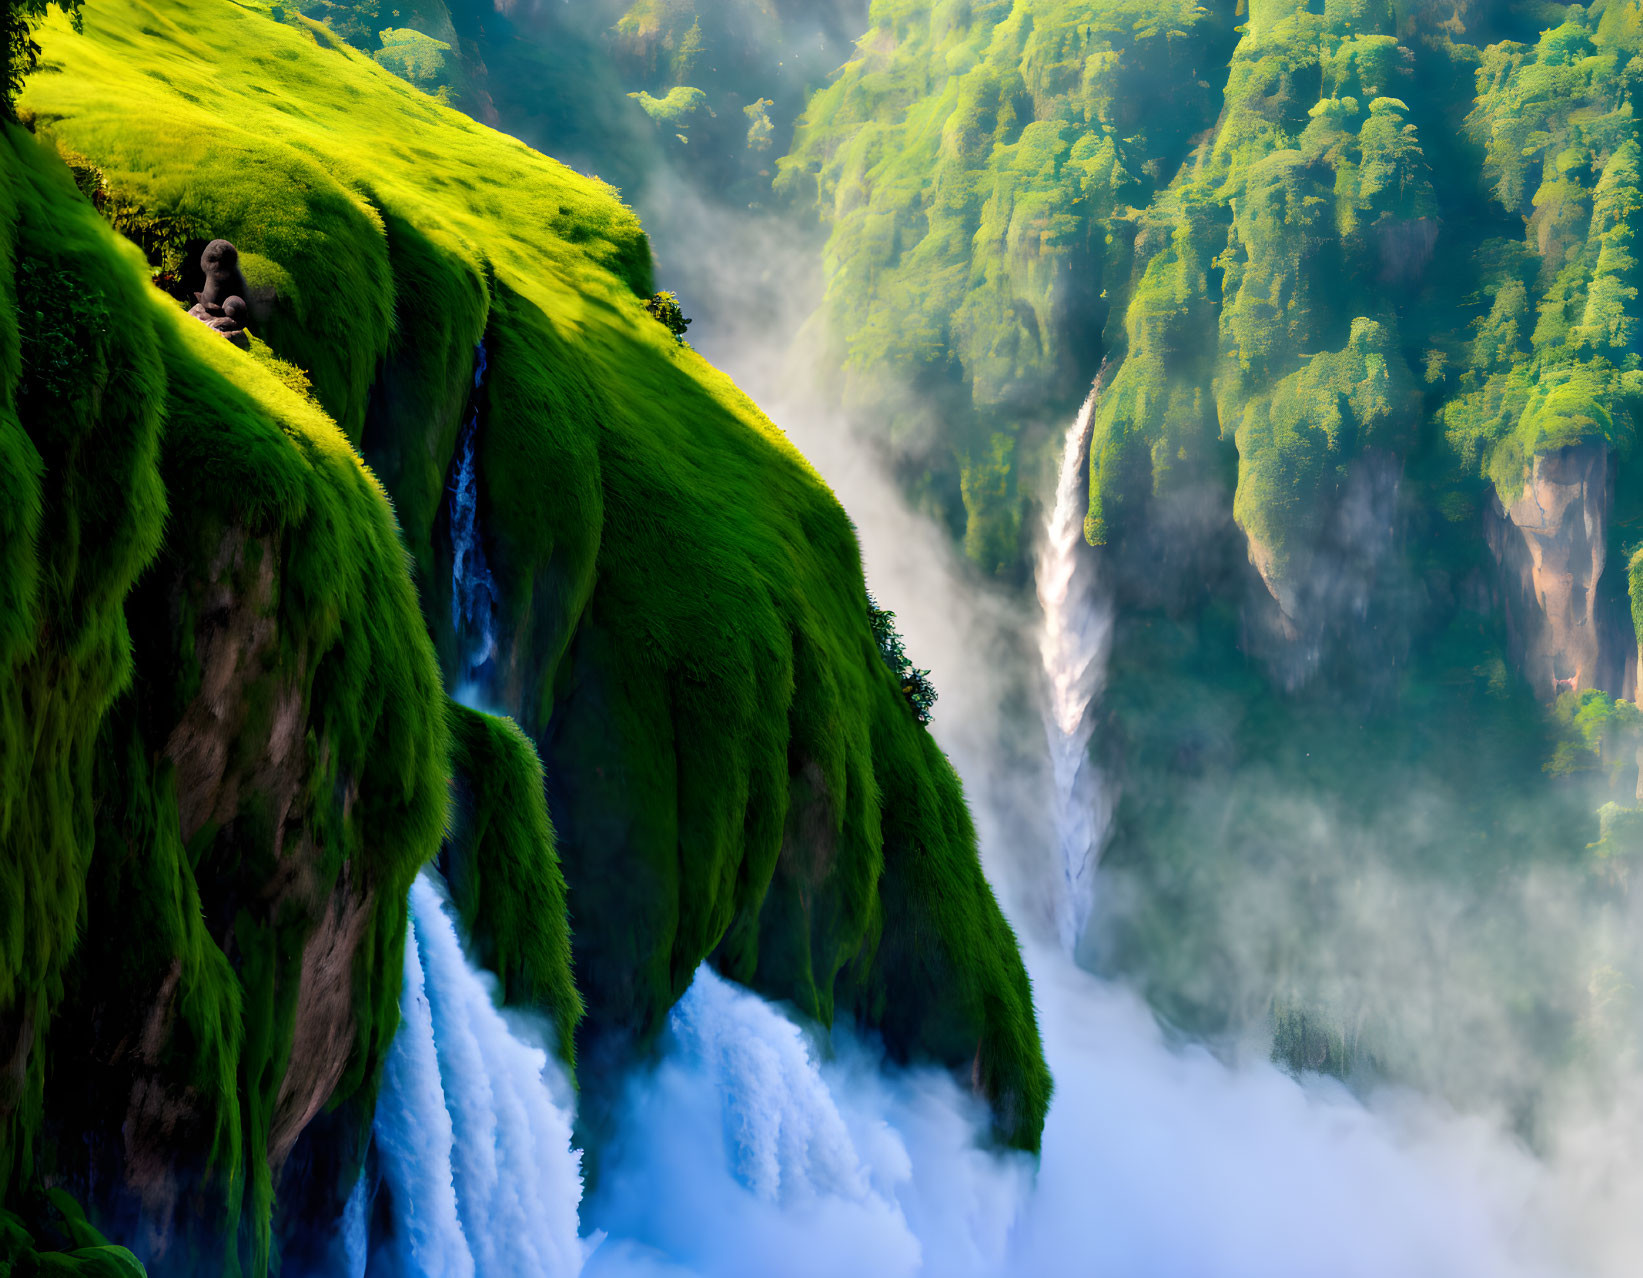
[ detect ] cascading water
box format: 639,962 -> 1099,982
450,342 -> 500,681
584,967 -> 1025,1278
366,872 -> 585,1278
1034,377 -> 1112,954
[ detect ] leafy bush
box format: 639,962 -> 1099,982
15,257 -> 109,403
867,592 -> 936,725
2,0 -> 82,116
644,289 -> 692,344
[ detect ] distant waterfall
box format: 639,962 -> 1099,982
1035,380 -> 1112,955
450,342 -> 499,680
370,872 -> 585,1278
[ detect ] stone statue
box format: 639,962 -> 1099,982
198,239 -> 248,307
186,241 -> 252,347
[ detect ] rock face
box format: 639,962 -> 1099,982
1487,443 -> 1635,701
1243,450 -> 1403,688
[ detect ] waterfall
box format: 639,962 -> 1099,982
666,968 -> 872,1205
370,872 -> 585,1278
584,966 -> 1027,1278
1034,379 -> 1112,955
450,342 -> 499,680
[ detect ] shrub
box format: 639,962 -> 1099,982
644,289 -> 692,344
867,592 -> 937,725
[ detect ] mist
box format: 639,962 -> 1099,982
551,80 -> 1643,1271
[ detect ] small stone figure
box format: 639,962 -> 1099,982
198,239 -> 249,307
185,240 -> 253,348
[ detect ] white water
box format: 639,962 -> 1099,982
584,967 -> 1029,1278
369,872 -> 585,1278
450,342 -> 499,679
1034,381 -> 1112,954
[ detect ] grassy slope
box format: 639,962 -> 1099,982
15,0 -> 1045,1239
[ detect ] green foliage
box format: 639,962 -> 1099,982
1544,688 -> 1641,779
2,0 -> 82,117
867,592 -> 937,725
1589,800 -> 1643,863
14,257 -> 109,401
9,7 -> 1049,1259
629,84 -> 707,130
373,27 -> 454,98
781,0 -> 1231,566
744,96 -> 773,152
1271,997 -> 1359,1080
1,1189 -> 146,1276
643,288 -> 692,343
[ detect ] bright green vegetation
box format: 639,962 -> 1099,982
643,288 -> 693,344
444,701 -> 582,1065
2,0 -> 82,112
1,0 -> 1048,1267
278,0 -> 862,214
780,0 -> 1237,574
372,27 -> 455,100
2,103 -> 449,1273
868,594 -> 938,724
1,1190 -> 145,1275
780,0 -> 1643,585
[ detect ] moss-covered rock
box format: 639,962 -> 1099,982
3,0 -> 1050,1267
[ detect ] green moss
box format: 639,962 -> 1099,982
0,122 -> 167,1198
10,0 -> 1049,1249
1,1189 -> 146,1276
2,112 -> 447,1272
444,701 -> 582,1065
629,84 -> 707,129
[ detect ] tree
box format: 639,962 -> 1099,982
867,593 -> 937,725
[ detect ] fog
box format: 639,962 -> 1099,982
564,144 -> 1643,1277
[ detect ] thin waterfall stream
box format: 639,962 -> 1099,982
1034,377 -> 1112,954
449,341 -> 499,683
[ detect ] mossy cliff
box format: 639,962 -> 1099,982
1,109 -> 448,1274
0,0 -> 1048,1269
